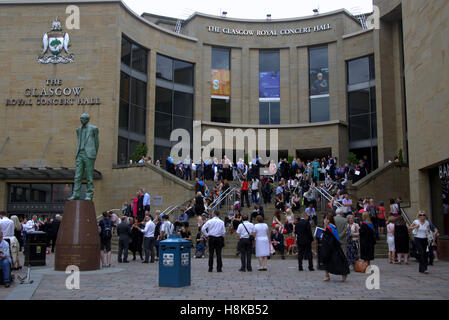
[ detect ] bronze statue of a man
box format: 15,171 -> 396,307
68,113 -> 99,201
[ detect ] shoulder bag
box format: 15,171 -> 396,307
242,222 -> 255,243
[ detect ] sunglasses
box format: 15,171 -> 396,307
419,214 -> 426,217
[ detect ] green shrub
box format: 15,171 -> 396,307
398,149 -> 404,164
348,152 -> 358,165
130,142 -> 148,163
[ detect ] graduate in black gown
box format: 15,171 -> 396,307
321,214 -> 350,282
360,211 -> 376,263
129,217 -> 144,261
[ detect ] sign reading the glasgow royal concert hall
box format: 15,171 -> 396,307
207,23 -> 331,36
5,79 -> 101,107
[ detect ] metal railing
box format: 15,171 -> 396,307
400,207 -> 412,226
207,187 -> 239,213
311,185 -> 343,211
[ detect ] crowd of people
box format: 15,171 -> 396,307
0,211 -> 61,287
159,154 -> 373,185
0,154 -> 441,288
112,154 -> 440,280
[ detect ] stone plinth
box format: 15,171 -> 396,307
55,200 -> 100,271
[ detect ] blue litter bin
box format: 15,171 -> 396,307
158,234 -> 192,287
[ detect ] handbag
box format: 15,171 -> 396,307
354,260 -> 369,273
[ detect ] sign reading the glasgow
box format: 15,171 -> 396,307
5,78 -> 101,106
207,23 -> 332,36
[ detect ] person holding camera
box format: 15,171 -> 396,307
236,214 -> 255,272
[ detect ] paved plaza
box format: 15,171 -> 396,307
1,253 -> 448,300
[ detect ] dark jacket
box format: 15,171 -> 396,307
271,232 -> 284,247
50,219 -> 60,237
117,222 -> 131,242
321,227 -> 350,275
294,219 -> 313,245
360,222 -> 376,261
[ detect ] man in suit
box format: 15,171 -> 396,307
117,217 -> 131,263
295,212 -> 314,271
68,113 -> 99,201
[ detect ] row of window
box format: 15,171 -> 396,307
8,184 -> 82,203
118,37 -> 149,164
210,46 -> 331,123
118,35 -> 377,165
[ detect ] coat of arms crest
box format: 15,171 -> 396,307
38,18 -> 74,64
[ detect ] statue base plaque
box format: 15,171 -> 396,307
55,200 -> 100,271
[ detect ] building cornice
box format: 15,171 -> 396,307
200,120 -> 348,129
182,9 -> 362,25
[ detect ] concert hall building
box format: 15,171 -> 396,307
0,0 -> 448,252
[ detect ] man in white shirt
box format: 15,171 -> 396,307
139,215 -> 156,263
24,215 -> 40,233
236,214 -> 255,272
142,189 -> 151,216
159,215 -> 173,241
201,210 -> 226,272
0,212 -> 14,237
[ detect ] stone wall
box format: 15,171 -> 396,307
401,0 -> 449,215
105,164 -> 194,214
347,162 -> 410,210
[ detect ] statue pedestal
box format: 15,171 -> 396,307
55,200 -> 100,271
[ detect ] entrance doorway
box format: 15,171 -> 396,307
296,148 -> 332,163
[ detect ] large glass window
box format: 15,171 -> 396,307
347,55 -> 377,170
211,98 -> 230,123
9,184 -> 75,203
259,50 -> 280,124
309,46 -> 329,122
155,54 -> 194,163
156,54 -> 173,81
174,60 -> 194,86
211,48 -> 231,123
118,36 -> 148,164
121,38 -> 131,66
259,101 -> 280,125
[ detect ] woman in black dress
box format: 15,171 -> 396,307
194,192 -> 205,216
129,217 -> 144,261
394,215 -> 409,264
360,212 -> 376,263
321,214 -> 350,282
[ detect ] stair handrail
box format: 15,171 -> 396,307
160,197 -> 194,218
207,187 -> 238,211
160,204 -> 177,216
207,187 -> 233,211
318,186 -> 335,203
311,185 -> 343,208
399,207 -> 412,226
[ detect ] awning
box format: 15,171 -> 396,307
0,167 -> 102,180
